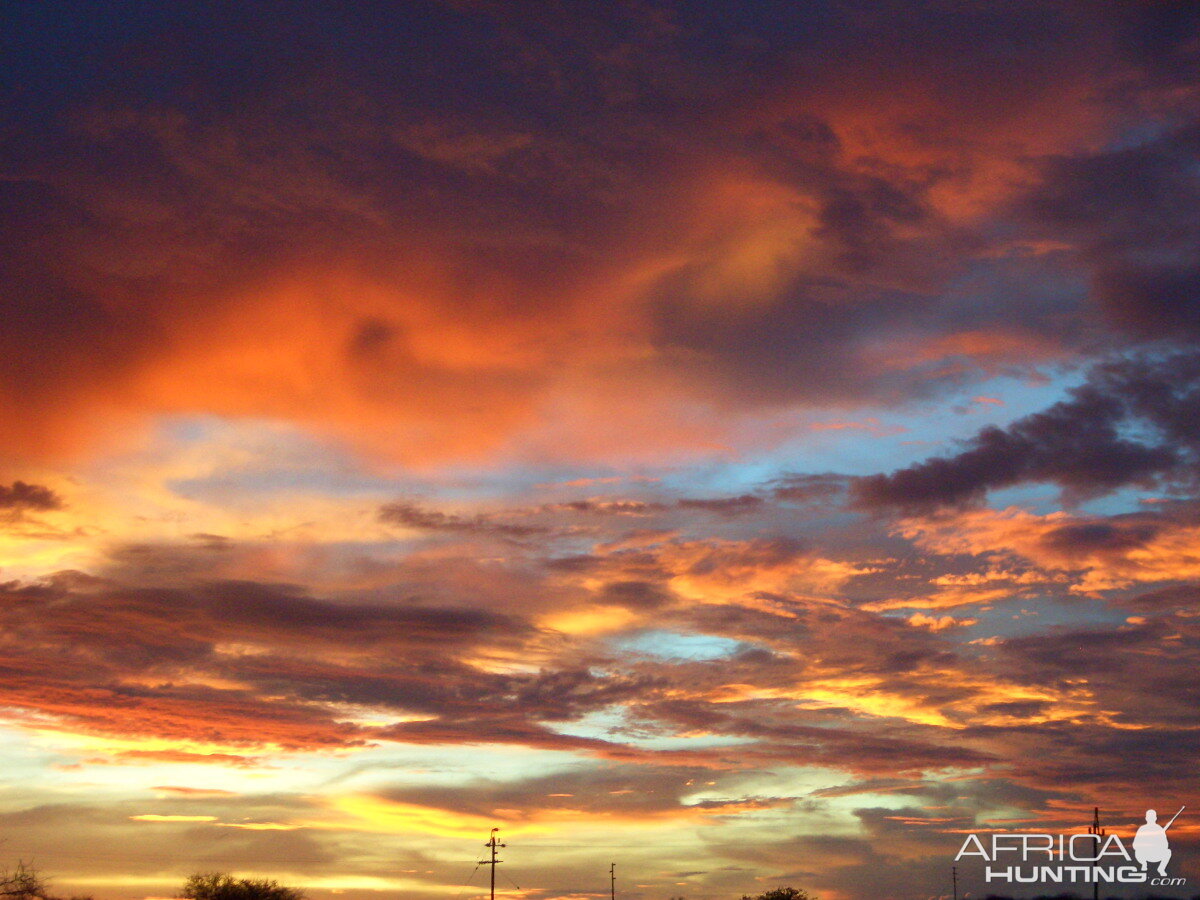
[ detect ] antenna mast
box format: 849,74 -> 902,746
610,862 -> 616,900
480,828 -> 506,900
1088,808 -> 1105,900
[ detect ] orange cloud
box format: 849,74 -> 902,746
0,19 -> 1123,473
898,506 -> 1200,594
906,613 -> 977,632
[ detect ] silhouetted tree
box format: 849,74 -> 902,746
0,863 -> 49,900
0,863 -> 91,900
181,873 -> 304,900
741,887 -> 816,900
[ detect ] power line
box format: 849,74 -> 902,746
452,863 -> 481,900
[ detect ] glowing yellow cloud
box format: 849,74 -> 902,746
130,814 -> 218,822
540,605 -> 639,636
326,795 -> 512,838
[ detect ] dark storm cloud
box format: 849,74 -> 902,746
597,579 -> 674,610
3,574 -> 526,658
1123,582 -> 1200,614
853,350 -> 1200,511
1018,118 -> 1200,339
942,611 -> 1200,802
381,494 -> 773,544
379,501 -> 548,539
0,571 -> 550,747
1040,518 -> 1164,556
995,613 -> 1200,725
968,720 -> 1200,800
500,666 -> 660,721
0,480 -> 62,513
769,473 -> 851,505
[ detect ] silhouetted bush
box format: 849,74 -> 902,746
741,887 -> 816,900
181,873 -> 304,900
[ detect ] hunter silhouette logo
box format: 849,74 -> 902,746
1133,807 -> 1183,877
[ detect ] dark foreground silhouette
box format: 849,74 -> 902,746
3,867 -> 1198,900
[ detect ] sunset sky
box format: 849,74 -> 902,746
2,4 -> 1200,900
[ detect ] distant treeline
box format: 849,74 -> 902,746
0,867 -> 299,900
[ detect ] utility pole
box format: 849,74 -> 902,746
1088,808 -> 1105,900
610,862 -> 616,900
952,865 -> 957,900
480,827 -> 506,900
